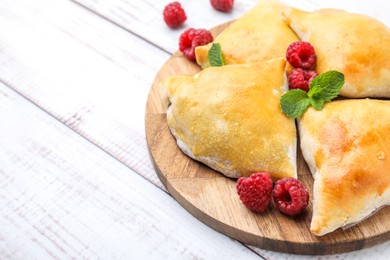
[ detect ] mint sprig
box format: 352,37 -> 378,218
208,43 -> 224,67
280,70 -> 344,118
280,90 -> 311,119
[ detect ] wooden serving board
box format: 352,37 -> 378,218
145,24 -> 390,255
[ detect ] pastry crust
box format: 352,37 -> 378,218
298,99 -> 390,236
195,0 -> 299,68
283,7 -> 390,98
160,59 -> 297,180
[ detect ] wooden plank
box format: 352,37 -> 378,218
0,82 -> 262,259
0,0 -> 167,189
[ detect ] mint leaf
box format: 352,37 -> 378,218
310,97 -> 324,110
280,89 -> 311,119
208,43 -> 224,67
308,70 -> 344,102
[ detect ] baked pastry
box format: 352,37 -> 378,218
195,0 -> 299,68
298,99 -> 390,236
160,59 -> 297,179
283,7 -> 390,98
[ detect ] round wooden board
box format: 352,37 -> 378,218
145,23 -> 390,255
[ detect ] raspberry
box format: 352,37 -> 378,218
179,28 -> 213,60
272,178 -> 309,216
288,68 -> 318,92
286,41 -> 317,69
210,0 -> 234,12
163,2 -> 187,29
236,172 -> 273,213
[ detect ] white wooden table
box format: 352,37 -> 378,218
1,0 -> 390,258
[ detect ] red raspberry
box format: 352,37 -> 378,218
272,178 -> 309,216
210,0 -> 234,12
286,41 -> 317,69
288,68 -> 318,92
236,172 -> 273,213
179,28 -> 213,60
163,2 -> 187,29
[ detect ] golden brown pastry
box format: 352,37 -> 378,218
160,59 -> 297,180
195,0 -> 299,68
283,7 -> 390,98
298,99 -> 390,236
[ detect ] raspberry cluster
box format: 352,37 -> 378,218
286,41 -> 318,91
236,172 -> 309,216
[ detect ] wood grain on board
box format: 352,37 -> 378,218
145,23 -> 390,255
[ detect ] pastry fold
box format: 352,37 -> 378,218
161,59 -> 297,179
195,0 -> 299,68
283,7 -> 390,98
298,99 -> 390,236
